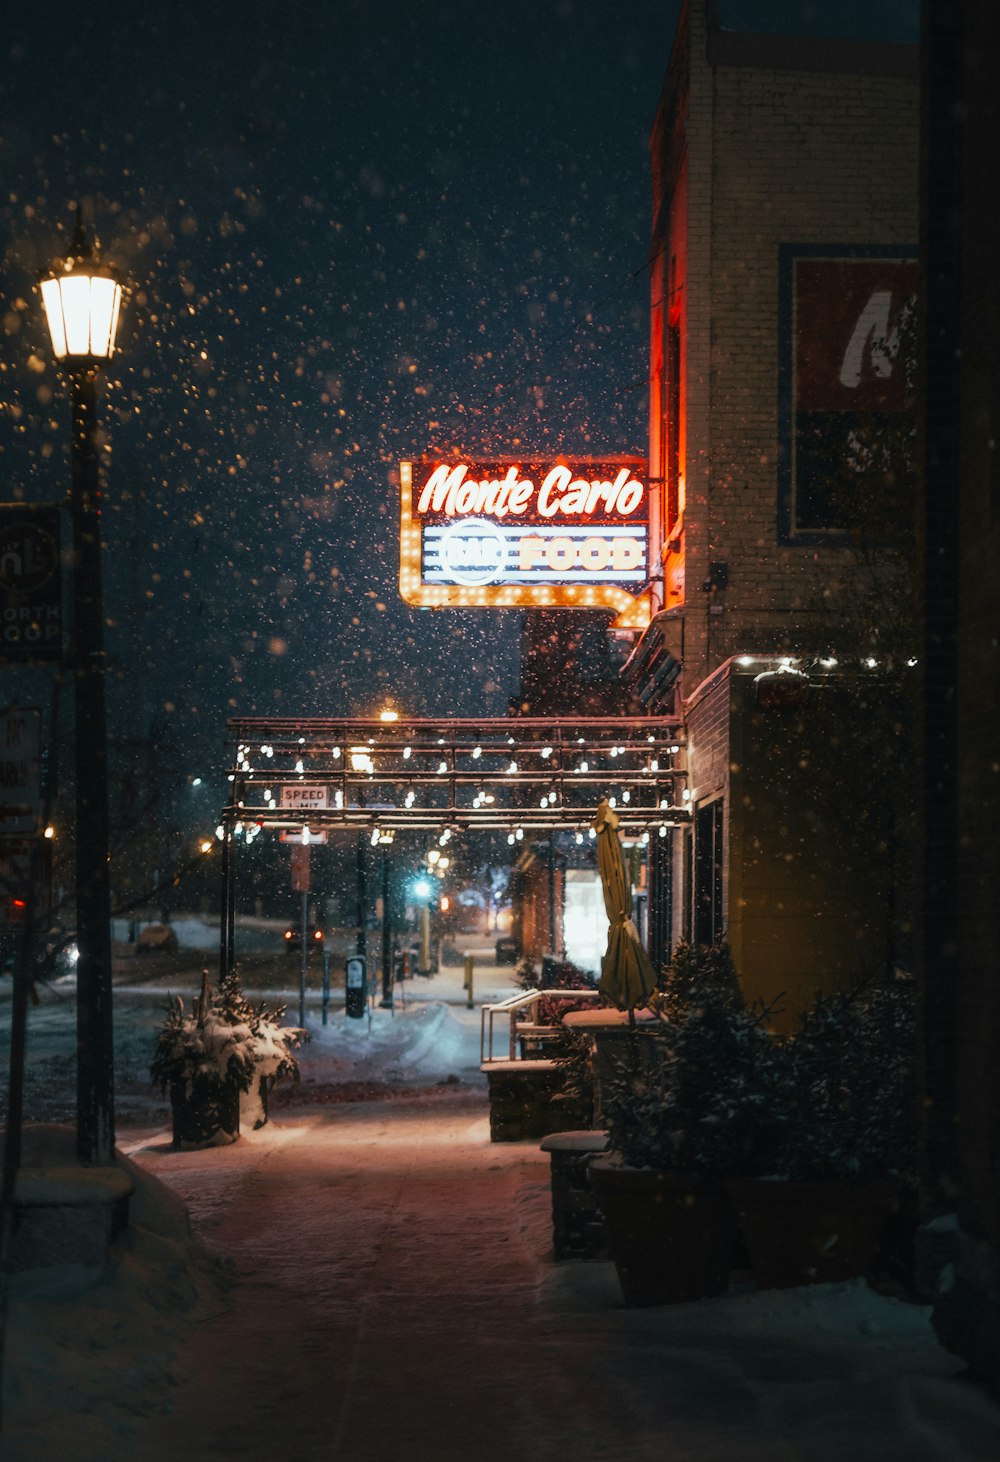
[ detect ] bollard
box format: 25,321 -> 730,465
321,953 -> 331,1025
464,953 -> 474,1010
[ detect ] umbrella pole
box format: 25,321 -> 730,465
627,1003 -> 639,1070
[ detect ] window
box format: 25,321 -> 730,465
694,799 -> 724,949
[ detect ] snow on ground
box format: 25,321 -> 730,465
3,950 -> 1000,1459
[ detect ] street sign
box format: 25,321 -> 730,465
0,707 -> 42,835
290,842 -> 311,892
280,785 -> 329,811
0,505 -> 63,663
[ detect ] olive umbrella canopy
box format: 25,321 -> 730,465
593,797 -> 657,1012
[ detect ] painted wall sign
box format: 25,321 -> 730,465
0,505 -> 63,663
778,247 -> 918,544
399,459 -> 651,626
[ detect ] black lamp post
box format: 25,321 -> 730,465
39,210 -> 124,1166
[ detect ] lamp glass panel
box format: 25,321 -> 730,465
40,278 -> 68,357
88,277 -> 121,358
108,285 -> 122,357
60,276 -> 94,356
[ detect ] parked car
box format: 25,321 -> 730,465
138,923 -> 179,955
284,923 -> 325,954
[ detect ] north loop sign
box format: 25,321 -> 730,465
399,459 -> 652,629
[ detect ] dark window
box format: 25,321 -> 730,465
694,799 -> 724,949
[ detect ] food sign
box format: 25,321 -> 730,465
399,459 -> 651,628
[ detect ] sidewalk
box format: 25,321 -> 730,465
5,954 -> 1000,1460
131,1099 -> 1000,1461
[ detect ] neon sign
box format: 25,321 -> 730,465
399,459 -> 651,628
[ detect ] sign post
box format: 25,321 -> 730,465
289,842 -> 311,1028
0,708 -> 46,934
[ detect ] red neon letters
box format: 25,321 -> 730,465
415,463 -> 644,520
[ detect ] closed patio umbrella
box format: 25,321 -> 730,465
593,798 -> 656,1014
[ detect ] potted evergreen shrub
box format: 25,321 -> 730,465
727,977 -> 916,1289
589,979 -> 788,1306
151,968 -> 305,1149
240,1002 -> 307,1131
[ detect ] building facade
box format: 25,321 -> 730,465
626,0 -> 919,1019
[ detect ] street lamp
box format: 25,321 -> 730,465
39,208 -> 124,1166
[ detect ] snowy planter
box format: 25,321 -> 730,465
726,1176 -> 900,1290
240,1015 -> 307,1131
727,980 -> 916,1291
595,977 -> 786,1305
481,1059 -> 593,1142
169,1070 -> 243,1150
152,969 -> 306,1149
589,1159 -> 737,1305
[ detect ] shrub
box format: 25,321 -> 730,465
604,979 -> 789,1175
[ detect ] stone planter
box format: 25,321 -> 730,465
726,1177 -> 899,1289
170,1076 -> 241,1149
589,1158 -> 739,1306
481,1059 -> 593,1142
540,1130 -> 609,1260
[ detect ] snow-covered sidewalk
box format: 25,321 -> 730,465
5,991 -> 1000,1460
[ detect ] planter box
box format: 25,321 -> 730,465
540,1130 -> 609,1260
727,1177 -> 899,1289
170,1078 -> 241,1150
481,1059 -> 592,1143
10,1166 -> 134,1271
589,1158 -> 739,1306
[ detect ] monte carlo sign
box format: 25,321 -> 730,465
399,458 -> 651,628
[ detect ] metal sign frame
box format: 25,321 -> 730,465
218,715 -> 687,978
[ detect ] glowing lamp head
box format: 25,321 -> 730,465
414,878 -> 432,900
39,211 -> 124,365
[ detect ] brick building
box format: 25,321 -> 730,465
624,1 -> 920,1018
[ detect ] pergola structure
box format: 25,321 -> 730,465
219,715 -> 688,976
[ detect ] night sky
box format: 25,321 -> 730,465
1,0 -> 919,788
1,0 -> 679,782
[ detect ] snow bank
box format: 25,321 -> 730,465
299,1000 -> 482,1084
2,1125 -> 228,1462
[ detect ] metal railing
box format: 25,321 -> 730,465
480,986 -> 604,1064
